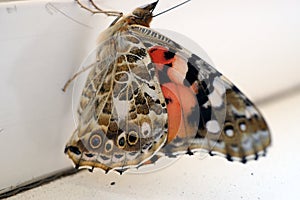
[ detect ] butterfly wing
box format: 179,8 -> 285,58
65,32 -> 168,172
129,25 -> 271,164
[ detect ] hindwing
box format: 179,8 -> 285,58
66,33 -> 168,171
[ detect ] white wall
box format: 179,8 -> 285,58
0,0 -> 299,194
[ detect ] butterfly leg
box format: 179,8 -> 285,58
87,0 -> 123,26
62,60 -> 99,92
75,0 -> 122,17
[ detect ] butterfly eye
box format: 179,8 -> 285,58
128,131 -> 139,145
89,133 -> 102,149
224,123 -> 235,137
131,14 -> 143,19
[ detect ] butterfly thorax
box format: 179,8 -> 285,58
97,1 -> 156,43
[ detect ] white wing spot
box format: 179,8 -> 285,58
208,91 -> 223,107
239,123 -> 247,131
225,128 -> 234,137
208,78 -> 225,108
206,120 -> 221,134
213,77 -> 226,96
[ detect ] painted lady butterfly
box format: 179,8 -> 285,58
64,0 -> 271,173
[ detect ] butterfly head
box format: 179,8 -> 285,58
127,1 -> 159,27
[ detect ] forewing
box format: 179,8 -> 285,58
129,25 -> 271,164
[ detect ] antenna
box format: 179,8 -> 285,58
153,0 -> 191,18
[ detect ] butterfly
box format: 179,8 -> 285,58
64,0 -> 271,174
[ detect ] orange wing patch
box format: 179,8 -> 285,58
149,46 -> 198,144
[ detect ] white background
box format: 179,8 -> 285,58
0,0 -> 300,199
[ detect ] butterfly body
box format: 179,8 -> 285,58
65,1 -> 271,173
